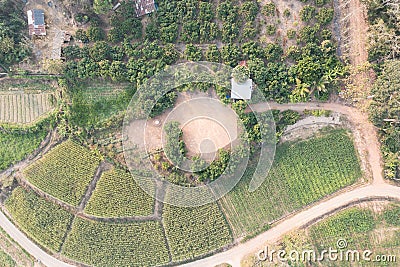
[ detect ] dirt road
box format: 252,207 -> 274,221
182,185 -> 400,267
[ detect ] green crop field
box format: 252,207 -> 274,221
0,128 -> 47,171
80,82 -> 132,101
23,140 -> 101,206
0,79 -> 56,125
244,204 -> 400,267
0,250 -> 16,267
308,205 -> 400,266
0,225 -> 35,267
5,187 -> 73,252
84,167 -> 155,217
163,202 -> 233,262
70,82 -> 135,128
0,92 -> 54,124
61,218 -> 170,267
220,129 -> 362,237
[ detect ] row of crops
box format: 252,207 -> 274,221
5,187 -> 73,252
0,250 -> 16,267
61,218 -> 170,267
220,129 -> 362,237
11,140 -> 233,266
163,202 -> 233,262
6,185 -> 234,267
0,92 -> 54,124
23,140 -> 101,206
84,167 -> 155,217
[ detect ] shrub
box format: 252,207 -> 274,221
266,24 -> 277,35
315,0 -> 330,6
316,7 -> 334,25
287,29 -> 296,39
300,5 -> 316,22
383,206 -> 400,226
87,26 -> 105,42
262,2 -> 276,17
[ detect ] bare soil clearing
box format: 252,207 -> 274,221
126,91 -> 238,159
22,0 -> 77,70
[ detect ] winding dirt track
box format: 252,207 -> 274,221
0,101 -> 398,267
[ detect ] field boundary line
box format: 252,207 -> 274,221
58,215 -> 76,254
76,161 -> 111,213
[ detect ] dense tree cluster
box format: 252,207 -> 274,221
109,4 -> 143,43
60,0 -> 342,132
63,40 -> 179,85
364,1 -> 400,181
0,0 -> 30,65
164,121 -> 186,167
369,61 -> 400,180
365,0 -> 400,63
93,0 -> 112,14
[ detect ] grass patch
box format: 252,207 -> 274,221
308,206 -> 399,266
69,82 -> 135,128
0,129 -> 47,171
383,205 -> 400,226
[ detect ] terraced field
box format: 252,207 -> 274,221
163,203 -> 233,262
243,203 -> 400,267
0,250 -> 16,267
0,91 -> 54,124
4,127 -> 366,266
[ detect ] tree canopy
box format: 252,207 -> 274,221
0,0 -> 30,65
369,60 -> 400,180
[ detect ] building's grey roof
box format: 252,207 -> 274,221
27,9 -> 46,36
231,78 -> 253,100
33,9 -> 45,25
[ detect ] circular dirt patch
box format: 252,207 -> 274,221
182,118 -> 229,159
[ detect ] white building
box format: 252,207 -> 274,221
231,78 -> 253,100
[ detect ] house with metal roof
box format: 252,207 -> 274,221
27,9 -> 46,36
231,78 -> 253,100
133,0 -> 156,17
